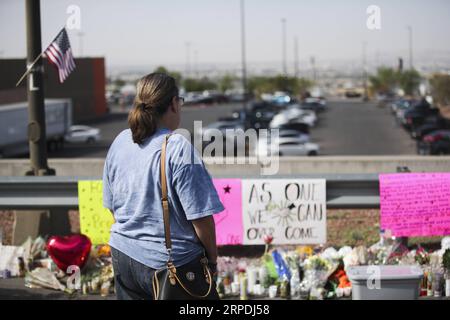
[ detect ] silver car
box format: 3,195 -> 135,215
64,125 -> 101,144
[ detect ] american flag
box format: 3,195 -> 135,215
43,28 -> 76,83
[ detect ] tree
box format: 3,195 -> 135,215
183,77 -> 217,92
113,78 -> 126,88
369,67 -> 399,94
154,66 -> 169,74
430,74 -> 450,106
369,67 -> 422,96
399,69 -> 421,96
247,75 -> 313,97
153,66 -> 182,85
219,74 -> 236,92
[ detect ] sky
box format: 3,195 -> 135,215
1,0 -> 449,71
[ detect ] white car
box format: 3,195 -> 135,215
65,125 -> 101,144
255,134 -> 319,157
270,105 -> 317,128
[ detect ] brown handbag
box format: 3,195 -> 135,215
152,134 -> 218,300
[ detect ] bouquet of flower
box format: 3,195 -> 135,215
414,246 -> 430,266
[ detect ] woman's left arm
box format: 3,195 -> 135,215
191,215 -> 217,264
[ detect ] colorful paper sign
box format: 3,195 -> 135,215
242,179 -> 327,245
212,179 -> 243,245
77,178 -> 328,246
380,173 -> 450,237
78,181 -> 115,245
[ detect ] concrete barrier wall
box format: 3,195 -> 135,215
1,156 -> 450,177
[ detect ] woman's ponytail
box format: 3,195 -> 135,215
128,73 -> 178,144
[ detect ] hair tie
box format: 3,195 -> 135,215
139,103 -> 147,110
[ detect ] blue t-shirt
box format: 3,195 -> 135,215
102,128 -> 224,269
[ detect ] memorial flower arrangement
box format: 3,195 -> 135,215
4,235 -> 450,299
0,236 -> 116,296
413,246 -> 431,266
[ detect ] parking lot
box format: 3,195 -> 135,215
46,98 -> 417,158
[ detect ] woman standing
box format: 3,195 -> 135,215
103,73 -> 223,300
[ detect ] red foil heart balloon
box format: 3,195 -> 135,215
46,235 -> 92,272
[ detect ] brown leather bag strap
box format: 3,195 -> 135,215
160,134 -> 172,256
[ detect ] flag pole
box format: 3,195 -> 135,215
15,51 -> 44,87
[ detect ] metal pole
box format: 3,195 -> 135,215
310,56 -> 316,83
281,18 -> 287,76
194,49 -> 198,78
185,42 -> 191,78
294,36 -> 299,78
25,0 -> 54,177
16,0 -> 66,243
362,41 -> 369,101
407,26 -> 413,70
240,0 -> 247,111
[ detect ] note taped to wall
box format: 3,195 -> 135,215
380,173 -> 450,237
212,179 -> 243,245
78,180 -> 115,245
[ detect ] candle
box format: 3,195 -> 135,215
240,275 -> 248,300
231,282 -> 240,295
259,266 -> 268,287
268,285 -> 278,299
247,267 -> 257,294
445,279 -> 450,297
233,272 -> 239,284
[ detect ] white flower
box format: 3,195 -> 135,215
321,247 -> 340,261
441,237 -> 450,251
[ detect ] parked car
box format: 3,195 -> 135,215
270,105 -> 317,128
301,97 -> 326,112
390,99 -> 417,114
411,117 -> 449,140
417,130 -> 450,155
271,91 -> 294,107
271,122 -> 310,135
255,134 -> 319,157
345,90 -> 362,98
402,99 -> 440,130
64,125 -> 101,144
270,129 -> 310,143
195,120 -> 248,156
245,102 -> 278,129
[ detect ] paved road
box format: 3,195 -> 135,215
310,100 -> 417,155
45,99 -> 417,158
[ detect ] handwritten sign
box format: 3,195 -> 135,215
242,179 -> 326,245
213,179 -> 243,245
380,173 -> 450,237
78,181 -> 115,245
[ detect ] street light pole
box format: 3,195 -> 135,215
14,0 -> 66,245
194,49 -> 199,78
281,18 -> 287,76
240,0 -> 248,111
25,0 -> 54,176
407,26 -> 414,70
362,41 -> 369,101
310,56 -> 317,83
185,41 -> 191,78
294,36 -> 299,78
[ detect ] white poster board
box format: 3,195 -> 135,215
242,179 -> 326,245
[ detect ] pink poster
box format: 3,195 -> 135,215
213,179 -> 243,245
380,173 -> 450,237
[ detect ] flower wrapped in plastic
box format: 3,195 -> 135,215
299,255 -> 332,298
